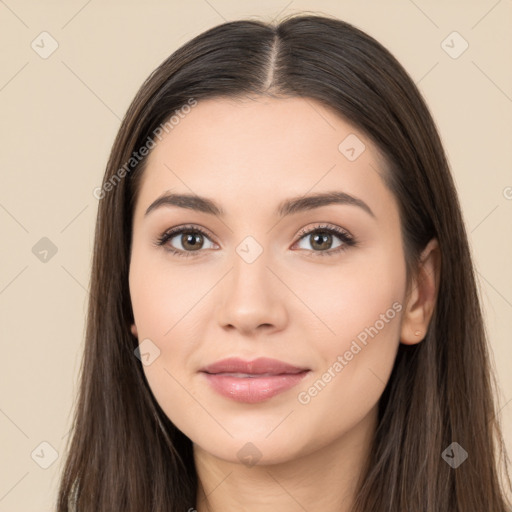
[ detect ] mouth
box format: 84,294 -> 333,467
199,357 -> 310,403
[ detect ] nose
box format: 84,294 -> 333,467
215,245 -> 288,336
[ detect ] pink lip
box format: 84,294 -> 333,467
200,357 -> 310,403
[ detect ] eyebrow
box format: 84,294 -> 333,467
144,190 -> 375,219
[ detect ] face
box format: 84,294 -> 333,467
129,96 -> 410,465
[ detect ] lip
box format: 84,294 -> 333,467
200,357 -> 310,403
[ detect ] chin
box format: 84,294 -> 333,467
186,418 -> 317,467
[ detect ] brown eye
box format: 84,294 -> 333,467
156,225 -> 216,257
309,231 -> 335,251
294,224 -> 357,257
178,231 -> 204,251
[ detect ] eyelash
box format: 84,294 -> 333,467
154,223 -> 358,258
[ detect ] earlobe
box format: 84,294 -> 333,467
131,323 -> 138,338
400,238 -> 441,345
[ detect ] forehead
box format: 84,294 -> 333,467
134,96 -> 394,220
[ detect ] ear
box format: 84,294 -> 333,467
131,323 -> 138,338
400,238 -> 441,345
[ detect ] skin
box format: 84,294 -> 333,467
129,96 -> 440,512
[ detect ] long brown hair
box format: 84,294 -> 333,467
56,13 -> 511,511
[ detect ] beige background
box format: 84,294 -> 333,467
1,0 -> 511,509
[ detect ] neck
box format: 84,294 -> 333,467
194,405 -> 377,512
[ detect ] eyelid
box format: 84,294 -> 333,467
294,223 -> 353,242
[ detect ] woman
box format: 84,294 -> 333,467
56,13 -> 511,511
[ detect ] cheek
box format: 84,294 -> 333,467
129,257 -> 202,436
292,245 -> 406,355
129,246 -> 204,340
128,248 -> 209,416
293,250 -> 405,435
